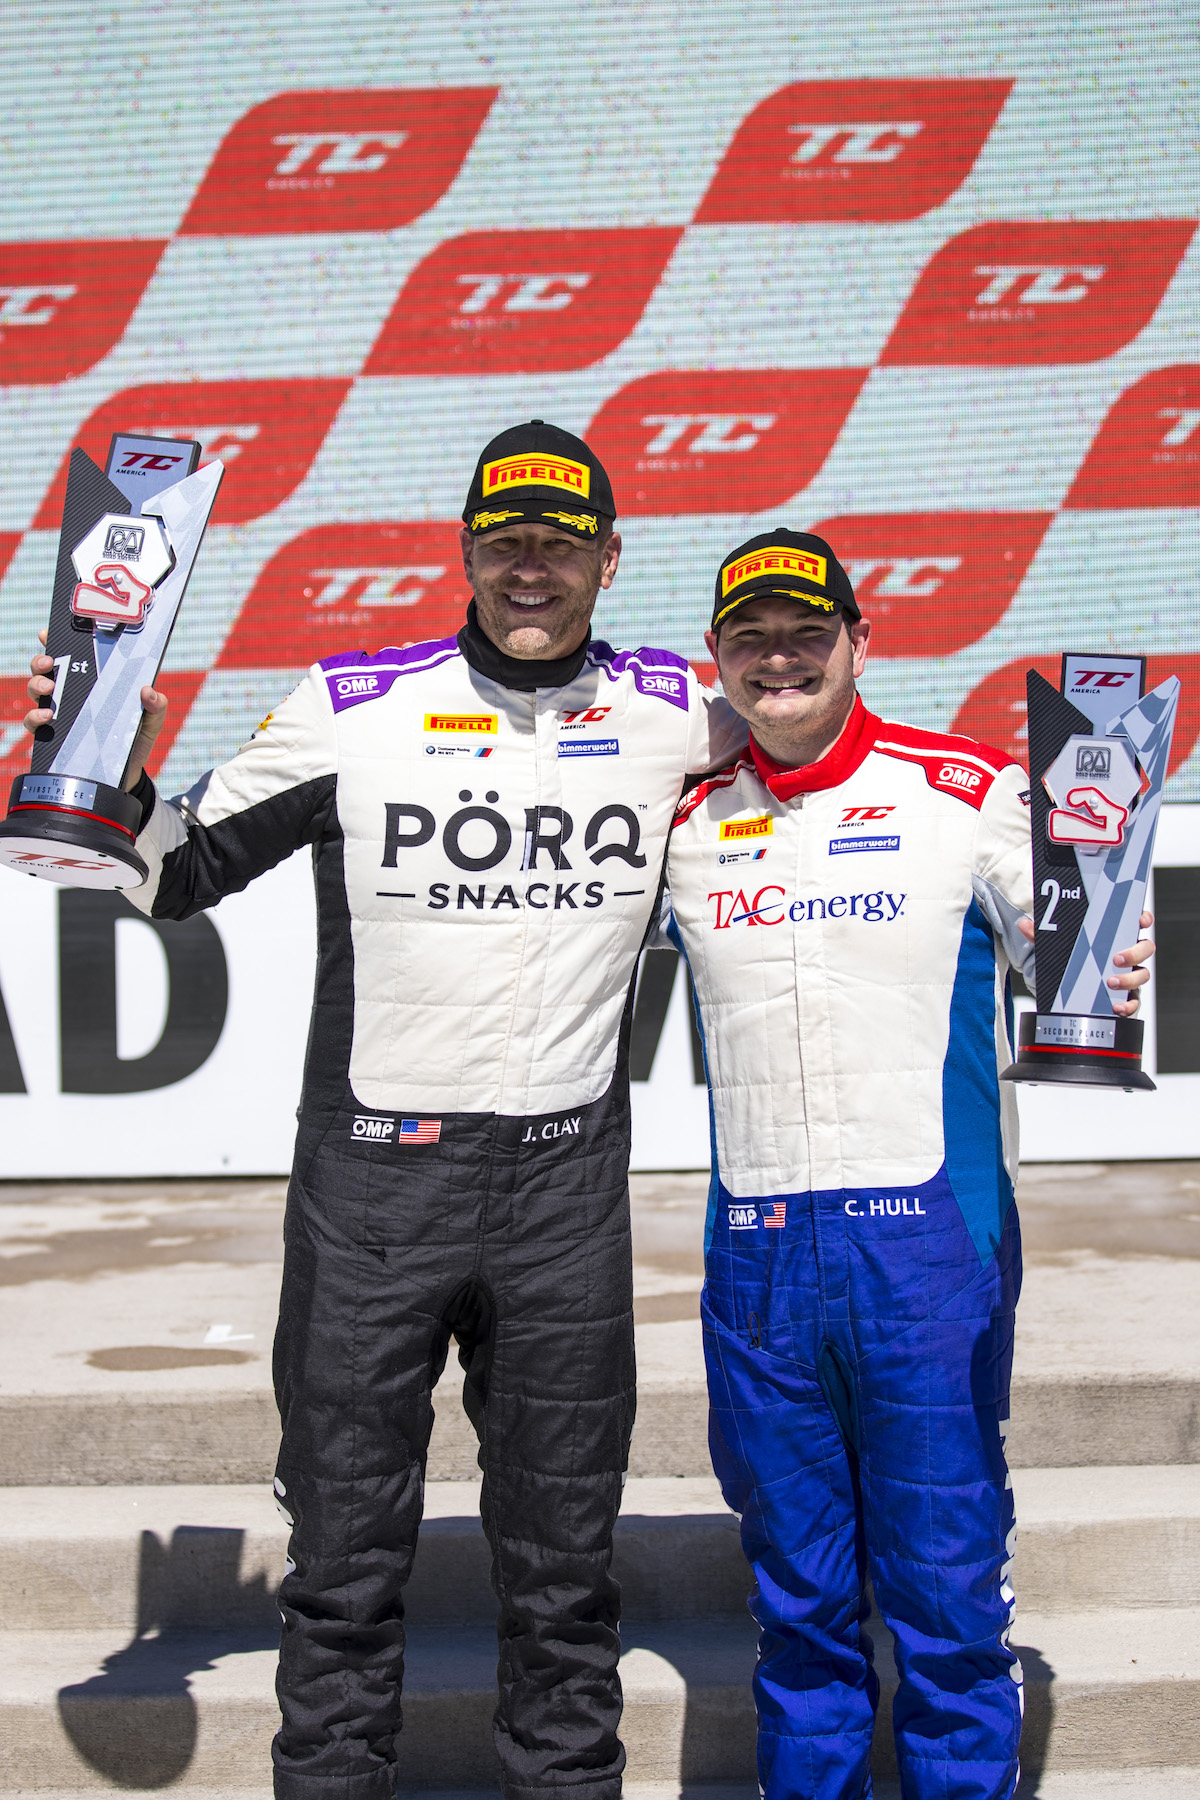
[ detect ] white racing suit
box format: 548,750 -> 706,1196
125,615 -> 743,1800
667,697 -> 1035,1800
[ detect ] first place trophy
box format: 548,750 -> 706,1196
0,436 -> 223,888
1002,653 -> 1179,1092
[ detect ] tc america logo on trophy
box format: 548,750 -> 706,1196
0,434 -> 223,888
1002,653 -> 1179,1092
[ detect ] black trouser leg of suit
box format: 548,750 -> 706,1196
271,1091 -> 636,1800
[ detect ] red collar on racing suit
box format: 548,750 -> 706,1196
749,694 -> 880,800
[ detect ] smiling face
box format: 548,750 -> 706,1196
705,595 -> 872,766
460,519 -> 621,660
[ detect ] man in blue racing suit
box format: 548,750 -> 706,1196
666,529 -> 1154,1799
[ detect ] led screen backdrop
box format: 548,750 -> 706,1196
0,1 -> 1196,1172
0,2 -> 1197,795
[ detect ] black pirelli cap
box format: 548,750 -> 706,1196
463,420 -> 616,540
712,528 -> 860,631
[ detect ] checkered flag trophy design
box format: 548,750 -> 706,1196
0,435 -> 223,888
1002,653 -> 1179,1091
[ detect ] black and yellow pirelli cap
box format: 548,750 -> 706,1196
463,420 -> 616,540
712,528 -> 860,631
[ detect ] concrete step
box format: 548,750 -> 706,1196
3,1176 -> 1199,1484
0,1622 -> 759,1790
7,1785 -> 1200,1800
398,1781 -> 1200,1800
1014,1465 -> 1200,1611
1,1608 -> 1198,1789
5,1467 -> 1199,1634
4,1359 -> 1199,1485
0,1478 -> 746,1633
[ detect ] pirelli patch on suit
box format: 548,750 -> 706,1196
424,713 -> 498,734
720,816 -> 773,841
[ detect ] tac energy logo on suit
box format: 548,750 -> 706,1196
709,888 -> 908,928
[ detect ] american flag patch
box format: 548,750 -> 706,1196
398,1118 -> 442,1144
761,1202 -> 787,1229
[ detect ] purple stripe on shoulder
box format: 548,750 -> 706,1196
321,637 -> 460,712
588,643 -> 691,710
319,636 -> 459,675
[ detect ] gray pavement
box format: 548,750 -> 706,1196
1,1163 -> 1198,1793
2,1160 -> 1199,1406
0,1161 -> 1197,1482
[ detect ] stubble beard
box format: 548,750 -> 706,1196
473,574 -> 595,662
741,660 -> 857,764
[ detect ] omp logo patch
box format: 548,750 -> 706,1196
218,522 -> 469,669
363,228 -> 682,376
874,742 -> 997,810
179,89 -> 497,235
585,369 -> 865,515
881,221 -> 1195,365
424,713 -> 497,733
722,544 -> 827,597
635,669 -> 688,707
696,79 -> 1012,223
483,453 -> 590,497
812,512 -> 1053,658
937,763 -> 982,792
727,1205 -> 758,1230
352,1114 -> 395,1141
720,816 -> 773,840
1066,366 -> 1200,508
0,241 -> 165,385
34,379 -> 350,530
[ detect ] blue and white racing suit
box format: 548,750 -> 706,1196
667,697 -> 1034,1800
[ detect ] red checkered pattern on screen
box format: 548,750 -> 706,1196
1,76 -> 1196,791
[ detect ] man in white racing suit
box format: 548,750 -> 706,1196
665,528 -> 1153,1800
24,421 -> 745,1800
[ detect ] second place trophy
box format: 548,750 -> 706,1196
1003,652 -> 1178,1092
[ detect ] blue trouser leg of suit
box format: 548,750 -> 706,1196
703,1177 -> 1023,1800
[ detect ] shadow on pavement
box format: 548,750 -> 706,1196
638,1602 -> 1054,1793
57,1523 -> 278,1788
1013,1640 -> 1056,1794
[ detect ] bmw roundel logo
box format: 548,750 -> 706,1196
425,744 -> 436,755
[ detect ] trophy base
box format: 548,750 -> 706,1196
0,773 -> 148,889
1001,1010 -> 1155,1091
